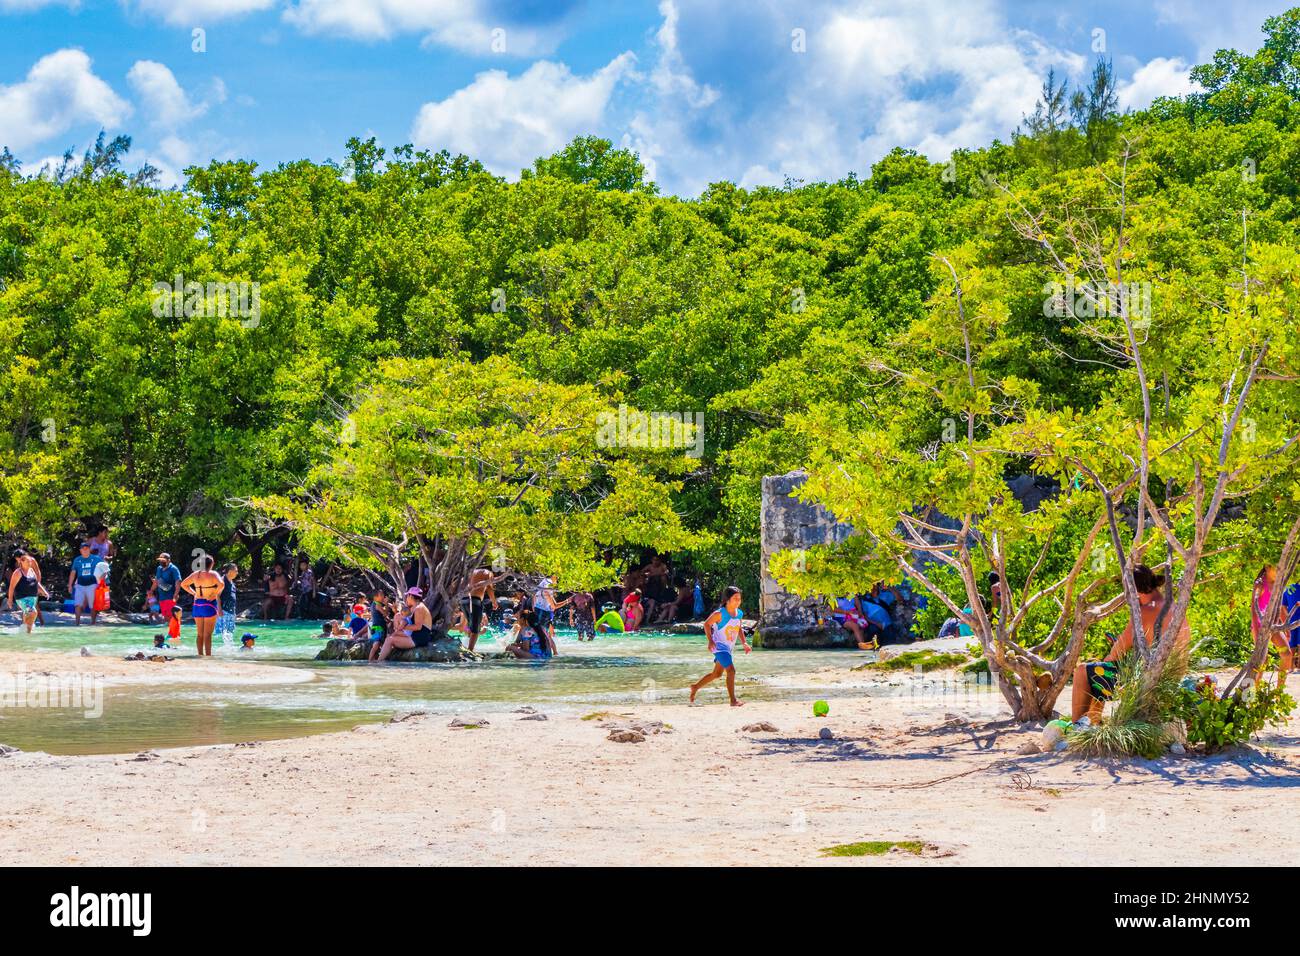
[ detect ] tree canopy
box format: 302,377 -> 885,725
5,11 -> 1300,655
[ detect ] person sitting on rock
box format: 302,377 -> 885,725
374,588 -> 435,661
505,608 -> 553,660
829,596 -> 870,648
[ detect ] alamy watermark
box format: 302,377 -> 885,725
1042,278 -> 1152,326
596,404 -> 705,459
151,274 -> 261,328
0,668 -> 103,718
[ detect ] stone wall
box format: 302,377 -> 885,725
757,470 -> 1059,647
758,471 -> 856,647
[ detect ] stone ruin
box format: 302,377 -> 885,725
757,470 -> 1058,648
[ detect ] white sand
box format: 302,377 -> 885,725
0,650 -> 313,686
1,652 -> 1297,866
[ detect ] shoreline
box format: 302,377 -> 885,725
1,645 -> 1297,866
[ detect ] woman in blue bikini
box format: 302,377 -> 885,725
689,586 -> 751,706
180,555 -> 225,657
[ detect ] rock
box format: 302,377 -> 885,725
1162,721 -> 1188,747
513,706 -> 538,714
1016,740 -> 1041,755
751,623 -> 853,649
449,716 -> 490,729
741,722 -> 780,733
1040,723 -> 1067,752
314,636 -> 480,663
601,718 -> 671,739
607,729 -> 645,743
519,713 -> 548,721
818,727 -> 834,740
0,744 -> 19,756
1170,742 -> 1186,755
671,619 -> 757,636
390,710 -> 427,723
79,647 -> 92,657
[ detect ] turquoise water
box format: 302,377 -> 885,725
0,620 -> 878,754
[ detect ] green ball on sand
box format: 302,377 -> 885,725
813,700 -> 830,717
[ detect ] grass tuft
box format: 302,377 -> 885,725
820,840 -> 926,857
855,649 -> 968,672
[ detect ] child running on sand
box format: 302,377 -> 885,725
689,586 -> 750,707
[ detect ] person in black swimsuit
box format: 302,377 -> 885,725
6,550 -> 48,634
180,555 -> 225,657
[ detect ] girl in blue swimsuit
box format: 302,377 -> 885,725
689,586 -> 751,706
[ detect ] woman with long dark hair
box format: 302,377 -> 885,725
1251,565 -> 1294,691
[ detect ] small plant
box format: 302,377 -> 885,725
854,649 -> 968,672
1067,655 -> 1186,759
820,840 -> 926,857
1172,676 -> 1294,752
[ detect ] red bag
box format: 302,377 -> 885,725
93,582 -> 111,612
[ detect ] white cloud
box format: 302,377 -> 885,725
410,53 -> 635,176
649,0 -> 718,108
629,0 -> 1090,194
0,0 -> 78,11
1118,56 -> 1196,110
125,0 -> 277,26
1153,0 -> 1277,63
284,0 -> 561,55
0,49 -> 131,152
127,60 -> 206,127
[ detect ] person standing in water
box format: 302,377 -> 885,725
216,563 -> 240,647
461,567 -> 499,652
152,552 -> 182,623
68,541 -> 100,625
6,550 -> 49,633
689,586 -> 751,707
1251,565 -> 1295,690
180,555 -> 224,657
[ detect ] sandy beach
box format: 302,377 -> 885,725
2,649 -> 1298,866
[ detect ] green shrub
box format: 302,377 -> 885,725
1172,676 -> 1295,752
1186,602 -> 1254,667
1067,655 -> 1185,758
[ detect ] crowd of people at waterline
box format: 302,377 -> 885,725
7,533 -> 1298,713
2,539 -> 721,668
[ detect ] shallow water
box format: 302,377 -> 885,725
0,620 -> 899,754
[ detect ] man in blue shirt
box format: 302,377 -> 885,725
152,553 -> 183,622
67,541 -> 100,625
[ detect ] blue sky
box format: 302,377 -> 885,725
0,0 -> 1291,195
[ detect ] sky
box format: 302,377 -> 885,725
0,0 -> 1291,196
